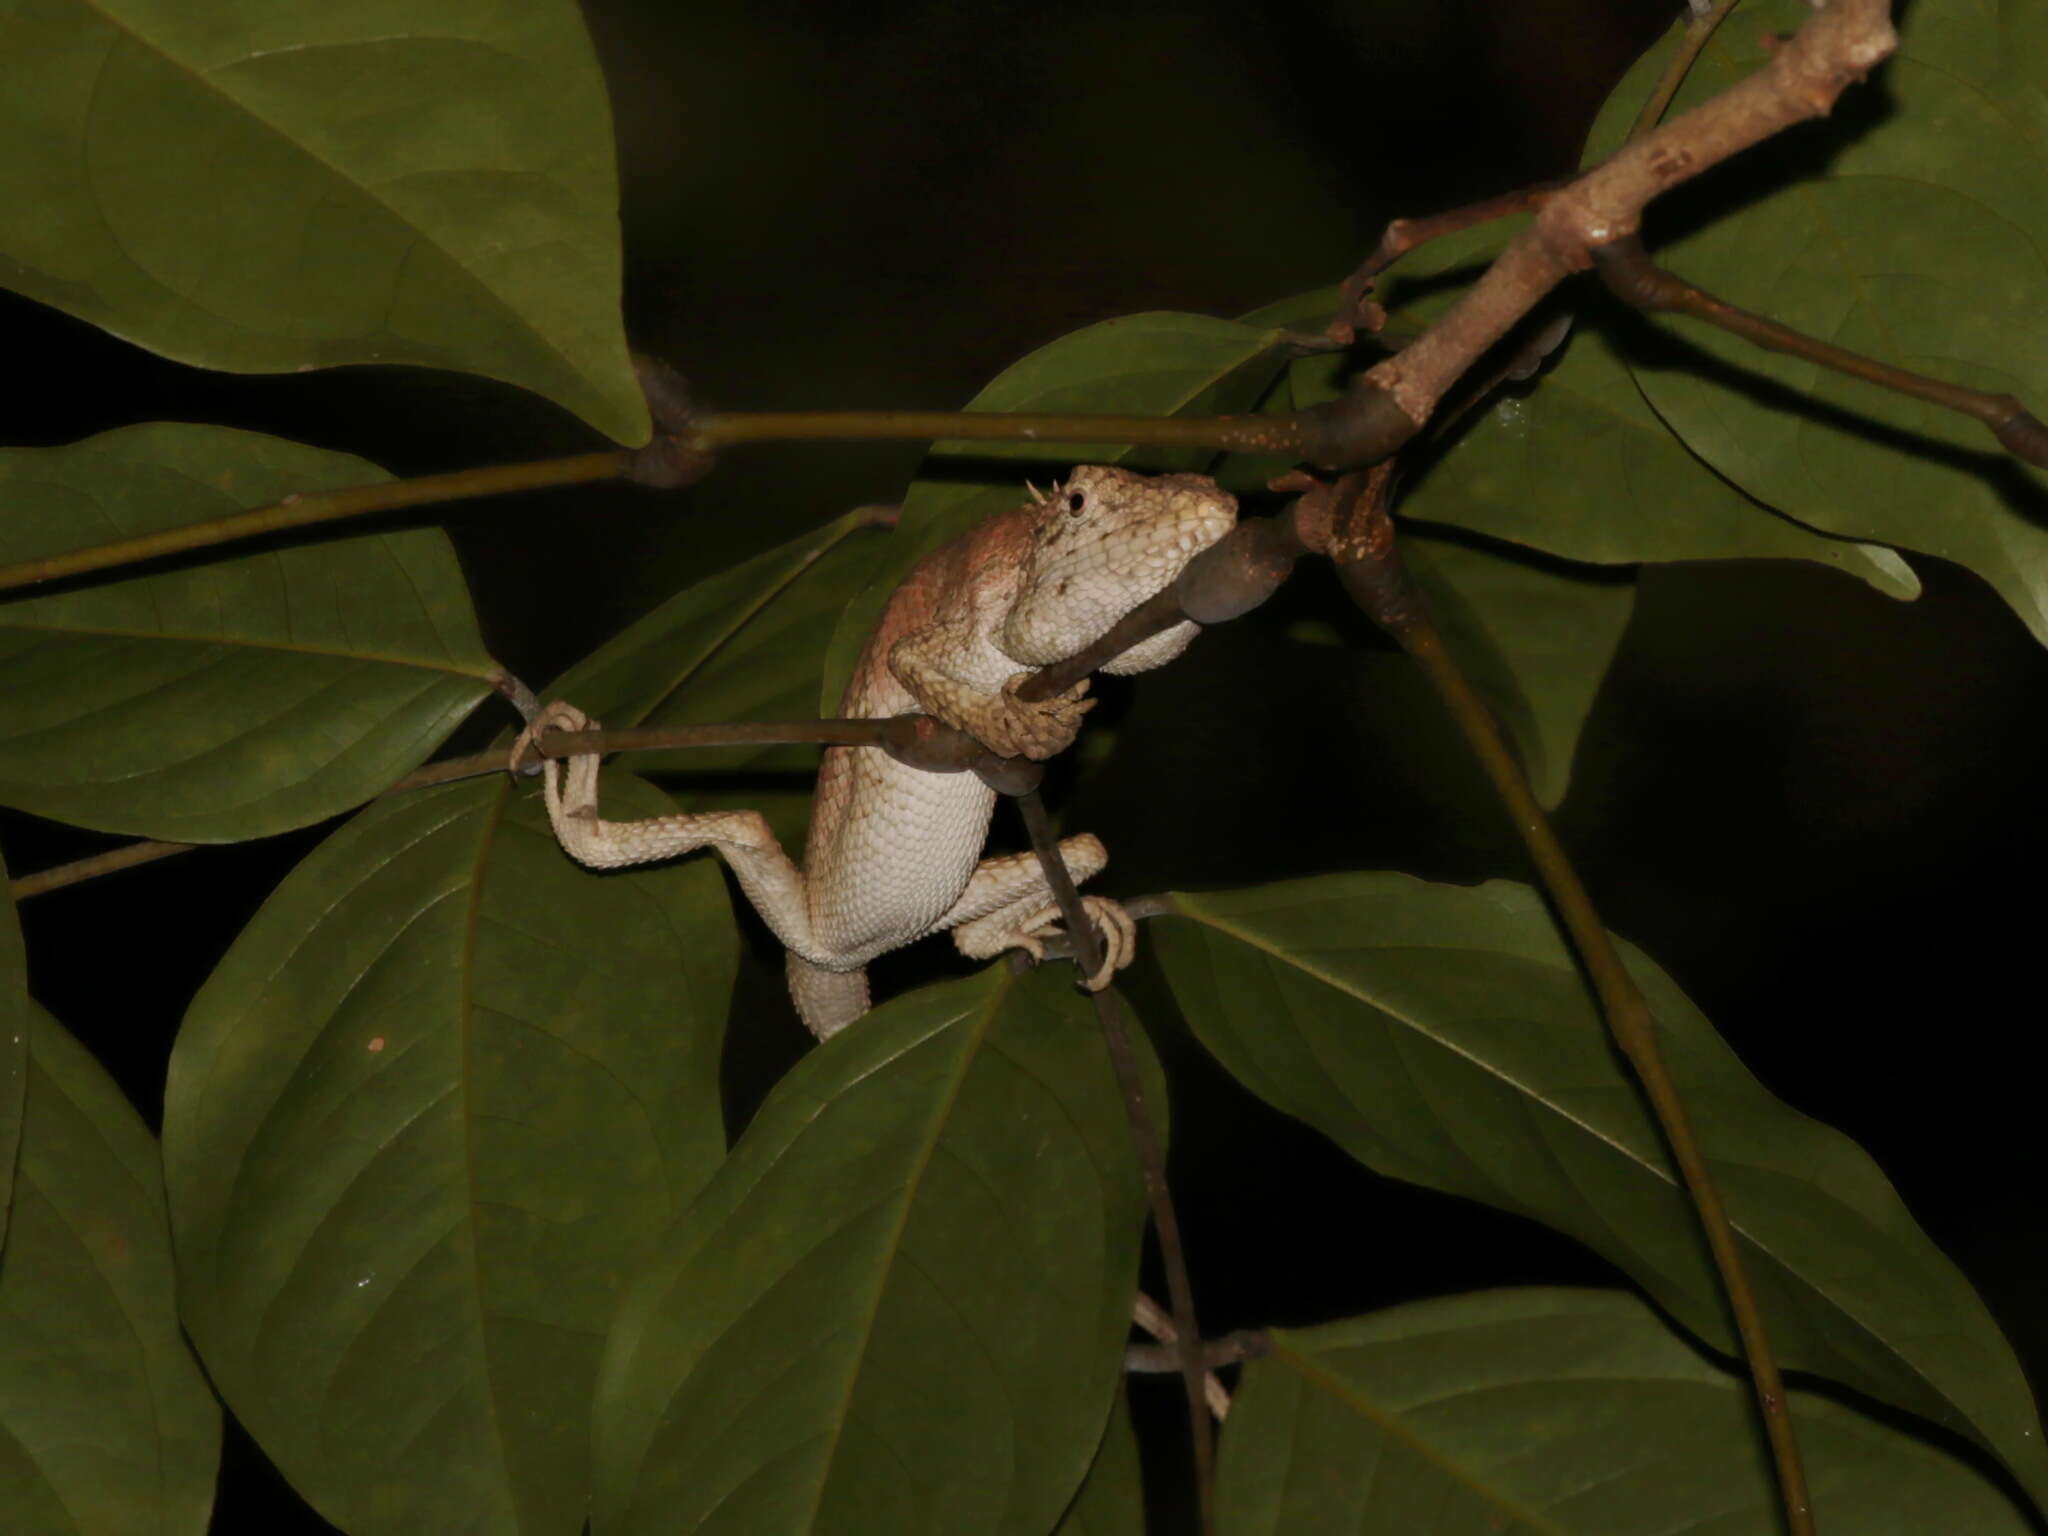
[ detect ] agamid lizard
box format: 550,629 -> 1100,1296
514,464 -> 1238,1037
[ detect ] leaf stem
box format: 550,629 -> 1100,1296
1014,788 -> 1215,1536
1594,236 -> 2048,467
4,838 -> 195,899
1346,530 -> 1817,1536
0,413 -> 1316,596
0,451 -> 631,593
1630,0 -> 1746,143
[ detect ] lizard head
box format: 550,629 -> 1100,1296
998,464 -> 1237,672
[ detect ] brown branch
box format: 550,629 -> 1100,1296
1013,788 -> 1214,1536
5,712 -> 1044,904
683,410 -> 1305,457
1126,1293 -> 1249,1418
1338,182 -> 1560,337
1326,468 -> 1816,1536
1361,0 -> 1898,435
522,719 -> 890,758
1014,507 -> 1316,706
507,713 -> 1040,789
1594,235 -> 2048,467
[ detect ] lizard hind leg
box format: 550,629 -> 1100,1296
943,836 -> 1140,990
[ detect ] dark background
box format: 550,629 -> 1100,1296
6,0 -> 2045,1530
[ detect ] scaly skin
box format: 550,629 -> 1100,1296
516,464 -> 1237,1038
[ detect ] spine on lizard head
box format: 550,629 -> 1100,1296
997,465 -> 1236,673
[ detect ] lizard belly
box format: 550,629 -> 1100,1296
804,745 -> 997,967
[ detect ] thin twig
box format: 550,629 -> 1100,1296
5,838 -> 195,899
687,410 -> 1308,456
1129,1293 -> 1235,1418
4,713 -> 1013,903
0,451 -> 631,593
0,413 -> 1312,596
1365,0 -> 1899,433
1594,236 -> 2048,466
1630,0 -> 1747,143
1123,1331 -> 1266,1384
1327,473 -> 1815,1536
1013,788 -> 1214,1536
1408,620 -> 1814,1534
5,746 -> 515,900
1343,183 -> 1559,299
522,719 -> 890,758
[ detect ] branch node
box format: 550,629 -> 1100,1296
1992,405 -> 2048,469
1296,382 -> 1419,471
1590,234 -> 1679,311
626,354 -> 717,488
1325,465 -> 1425,633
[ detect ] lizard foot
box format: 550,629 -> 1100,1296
979,673 -> 1095,761
509,700 -> 596,775
1019,895 -> 1137,990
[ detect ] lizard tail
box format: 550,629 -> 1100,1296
787,955 -> 870,1040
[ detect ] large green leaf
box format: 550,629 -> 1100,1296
545,506 -> 896,850
0,850 -> 23,1250
1152,873 -> 2048,1504
1298,255 -> 1921,599
0,425 -> 498,841
164,774 -> 736,1535
1053,1389 -> 1144,1536
0,1008 -> 221,1536
1586,0 -> 2048,643
1218,1288 -> 2036,1534
592,964 -> 1156,1536
0,0 -> 645,442
1401,532 -> 1634,809
820,312 -> 1296,708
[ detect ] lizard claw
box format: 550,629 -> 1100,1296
509,700 -> 596,775
1074,895 -> 1137,990
1011,895 -> 1136,989
987,673 -> 1094,761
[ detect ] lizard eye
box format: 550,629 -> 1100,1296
1066,491 -> 1086,516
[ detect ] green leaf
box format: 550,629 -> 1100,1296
1322,249 -> 1921,600
1585,0 -> 2048,643
545,506 -> 896,849
0,1008 -> 221,1536
0,1 -> 645,442
0,849 -> 24,1250
0,425 -> 498,841
820,312 -> 1295,708
164,774 -> 736,1536
592,965 -> 1156,1536
1053,1389 -> 1144,1536
1153,874 -> 2048,1504
1218,1288 -> 2036,1535
1401,532 -> 1634,808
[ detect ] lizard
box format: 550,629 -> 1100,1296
512,463 -> 1238,1039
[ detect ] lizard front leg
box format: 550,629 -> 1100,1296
940,837 -> 1138,991
512,702 -> 832,972
889,624 -> 1094,762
